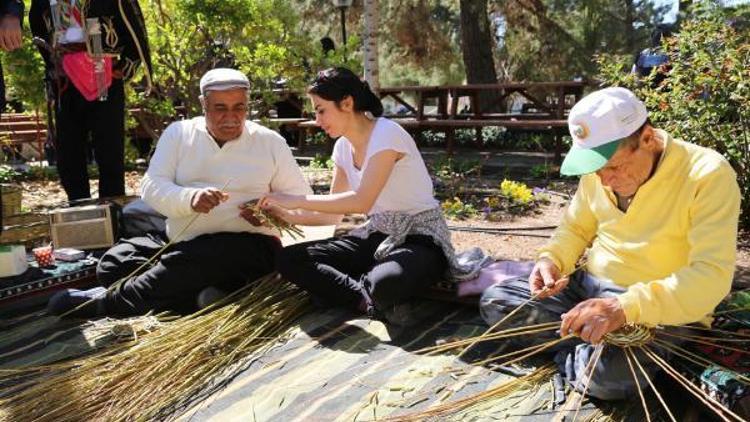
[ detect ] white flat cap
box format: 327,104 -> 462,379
199,68 -> 250,96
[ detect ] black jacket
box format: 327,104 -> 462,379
29,0 -> 152,82
0,0 -> 23,21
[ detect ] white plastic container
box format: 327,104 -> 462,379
0,244 -> 28,277
54,248 -> 85,262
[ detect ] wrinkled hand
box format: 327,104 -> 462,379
191,188 -> 228,213
258,192 -> 304,210
0,15 -> 22,52
560,298 -> 626,344
529,258 -> 568,299
238,202 -> 263,226
238,201 -> 290,226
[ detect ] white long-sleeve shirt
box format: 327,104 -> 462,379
141,117 -> 312,242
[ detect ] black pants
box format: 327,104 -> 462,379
277,233 -> 447,314
55,78 -> 125,201
97,232 -> 279,316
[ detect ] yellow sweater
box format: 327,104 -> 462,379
539,130 -> 740,326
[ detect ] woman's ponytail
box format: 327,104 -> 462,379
309,67 -> 383,117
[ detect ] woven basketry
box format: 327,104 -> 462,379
0,213 -> 50,247
1,183 -> 22,217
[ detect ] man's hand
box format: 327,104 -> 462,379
560,297 -> 627,344
239,202 -> 294,227
191,188 -> 228,213
529,258 -> 568,299
258,192 -> 304,210
238,202 -> 262,226
240,204 -> 263,227
0,15 -> 22,52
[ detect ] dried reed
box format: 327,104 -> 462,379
0,273 -> 310,422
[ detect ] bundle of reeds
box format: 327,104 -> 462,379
246,200 -> 304,240
381,365 -> 556,421
0,273 -> 310,422
0,313 -> 167,392
410,301 -> 750,421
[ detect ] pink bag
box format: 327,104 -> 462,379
62,51 -> 113,101
457,260 -> 536,297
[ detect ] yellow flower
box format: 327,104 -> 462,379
500,179 -> 534,205
484,196 -> 500,208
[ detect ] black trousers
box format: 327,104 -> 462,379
55,78 -> 125,201
97,232 -> 279,316
277,233 -> 448,314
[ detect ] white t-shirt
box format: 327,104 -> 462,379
332,118 -> 438,215
141,117 -> 312,242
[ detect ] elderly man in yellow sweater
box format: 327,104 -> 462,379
480,87 -> 741,400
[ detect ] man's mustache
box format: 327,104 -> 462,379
219,121 -> 241,129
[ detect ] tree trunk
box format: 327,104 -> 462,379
623,0 -> 636,53
459,0 -> 500,112
363,0 -> 379,93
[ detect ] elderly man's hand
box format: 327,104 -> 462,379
238,202 -> 263,226
0,15 -> 22,52
191,188 -> 228,213
560,298 -> 626,344
529,258 -> 568,299
239,202 -> 294,227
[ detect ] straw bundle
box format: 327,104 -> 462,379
0,273 -> 310,422
415,314 -> 750,421
382,365 -> 556,421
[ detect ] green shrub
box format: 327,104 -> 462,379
309,153 -> 334,170
530,163 -> 552,179
0,165 -> 21,183
441,197 -> 478,219
597,3 -> 750,230
431,156 -> 482,200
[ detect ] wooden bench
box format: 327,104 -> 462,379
0,112 -> 315,162
0,113 -> 47,161
288,81 -> 586,160
296,117 -> 568,156
417,118 -> 568,155
252,117 -> 308,130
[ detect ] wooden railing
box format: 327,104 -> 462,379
293,81 -> 587,161
0,113 -> 47,161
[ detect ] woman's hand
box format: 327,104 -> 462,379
259,193 -> 305,210
239,201 -> 292,226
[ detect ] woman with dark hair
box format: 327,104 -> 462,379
258,67 -> 487,323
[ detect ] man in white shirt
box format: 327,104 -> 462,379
48,68 -> 312,317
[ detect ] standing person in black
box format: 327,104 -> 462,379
29,0 -> 152,201
0,0 -> 23,109
0,0 -> 23,232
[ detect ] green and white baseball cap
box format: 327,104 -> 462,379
561,87 -> 648,176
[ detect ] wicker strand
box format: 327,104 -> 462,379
603,324 -> 655,348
